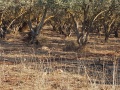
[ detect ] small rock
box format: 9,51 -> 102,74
55,69 -> 64,74
41,46 -> 50,51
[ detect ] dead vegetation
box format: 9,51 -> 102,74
0,29 -> 120,90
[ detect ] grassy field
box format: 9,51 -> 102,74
0,28 -> 120,90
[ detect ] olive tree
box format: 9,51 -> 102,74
65,0 -> 104,48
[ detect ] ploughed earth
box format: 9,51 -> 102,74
0,28 -> 120,90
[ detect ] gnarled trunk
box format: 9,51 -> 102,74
27,6 -> 48,45
114,30 -> 118,38
36,6 -> 48,35
104,18 -> 116,42
69,12 -> 89,49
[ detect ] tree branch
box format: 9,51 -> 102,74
7,10 -> 29,30
36,6 -> 48,35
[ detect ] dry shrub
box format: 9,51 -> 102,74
63,41 -> 78,51
38,35 -> 48,46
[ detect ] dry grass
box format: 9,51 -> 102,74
0,30 -> 120,90
0,60 -> 120,90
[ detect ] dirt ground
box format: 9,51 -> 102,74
0,28 -> 120,90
